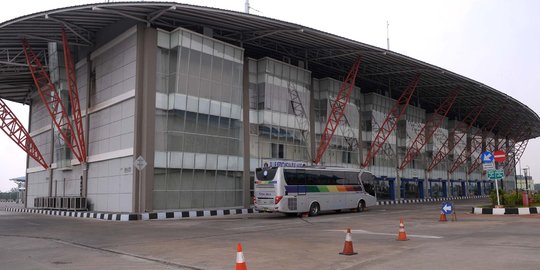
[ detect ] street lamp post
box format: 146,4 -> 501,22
523,166 -> 530,204
523,165 -> 531,205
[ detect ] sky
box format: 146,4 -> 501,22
0,0 -> 539,191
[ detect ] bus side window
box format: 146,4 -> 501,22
305,170 -> 316,185
343,172 -> 360,186
284,169 -> 306,185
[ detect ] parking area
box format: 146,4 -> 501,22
2,198 -> 540,270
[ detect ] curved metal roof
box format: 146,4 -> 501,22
0,1 -> 538,141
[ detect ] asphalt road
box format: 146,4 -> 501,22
2,198 -> 540,270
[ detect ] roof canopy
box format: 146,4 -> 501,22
0,1 -> 538,140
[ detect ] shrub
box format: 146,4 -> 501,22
532,193 -> 540,204
503,191 -> 522,207
489,189 -> 505,206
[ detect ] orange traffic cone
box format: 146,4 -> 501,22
339,228 -> 358,255
439,212 -> 447,222
396,218 -> 408,241
236,243 -> 247,270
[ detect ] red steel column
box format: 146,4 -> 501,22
399,89 -> 459,170
62,29 -> 86,162
362,74 -> 421,168
0,98 -> 48,169
465,109 -> 506,175
22,39 -> 84,163
504,139 -> 528,176
313,57 -> 361,164
426,105 -> 483,172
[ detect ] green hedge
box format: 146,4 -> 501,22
489,189 -> 538,207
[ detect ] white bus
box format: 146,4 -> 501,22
254,166 -> 377,216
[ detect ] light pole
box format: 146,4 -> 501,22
523,166 -> 530,193
523,166 -> 530,206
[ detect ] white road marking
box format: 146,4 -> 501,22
326,229 -> 443,239
228,222 -> 303,230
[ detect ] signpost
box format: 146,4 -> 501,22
487,169 -> 504,180
493,150 -> 506,163
481,151 -> 495,171
481,151 -> 494,164
484,150 -> 506,207
441,202 -> 453,215
440,202 -> 457,221
134,156 -> 147,213
134,156 -> 147,171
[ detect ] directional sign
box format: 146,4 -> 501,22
441,202 -> 453,215
493,150 -> 506,163
134,155 -> 147,171
480,151 -> 494,164
487,169 -> 504,180
482,162 -> 495,171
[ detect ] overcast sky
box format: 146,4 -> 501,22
1,0 -> 539,191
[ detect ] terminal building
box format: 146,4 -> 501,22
0,2 -> 539,213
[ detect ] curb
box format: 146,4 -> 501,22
377,195 -> 488,205
3,207 -> 255,221
4,196 -> 488,221
4,208 -> 138,221
472,207 -> 540,215
141,208 -> 255,220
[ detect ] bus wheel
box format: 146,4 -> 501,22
357,200 -> 366,213
309,202 -> 320,216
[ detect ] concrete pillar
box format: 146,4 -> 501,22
242,56 -> 251,208
133,24 -> 157,213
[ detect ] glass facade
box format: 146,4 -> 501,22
154,28 -> 244,210
313,78 -> 361,167
248,58 -> 311,166
48,42 -> 72,169
148,28 -> 491,210
398,106 -> 425,178
363,93 -> 398,177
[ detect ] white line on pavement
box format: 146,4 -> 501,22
326,229 -> 443,239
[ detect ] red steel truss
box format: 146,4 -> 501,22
497,128 -> 528,175
22,39 -> 84,163
362,74 -> 421,168
426,105 -> 483,172
465,109 -> 506,175
504,139 -> 529,176
399,89 -> 459,170
313,57 -> 361,164
0,98 -> 48,169
62,29 -> 86,162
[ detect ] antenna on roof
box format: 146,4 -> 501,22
386,20 -> 390,50
244,0 -> 262,14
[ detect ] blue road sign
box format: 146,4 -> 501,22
441,202 -> 453,215
480,151 -> 494,164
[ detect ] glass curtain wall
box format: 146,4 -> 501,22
48,42 -> 72,169
399,106 -> 425,178
448,120 -> 468,180
154,28 -> 244,210
362,93 -> 397,177
426,120 -> 449,179
468,127 -> 483,182
313,78 -> 361,167
248,57 -> 311,166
